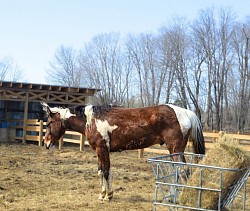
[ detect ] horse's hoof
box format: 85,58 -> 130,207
103,196 -> 110,201
98,170 -> 103,177
104,191 -> 113,201
98,192 -> 105,200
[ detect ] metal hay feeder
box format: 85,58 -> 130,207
148,152 -> 249,211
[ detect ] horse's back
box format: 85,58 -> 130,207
107,105 -> 178,126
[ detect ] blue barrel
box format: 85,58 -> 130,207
1,122 -> 7,128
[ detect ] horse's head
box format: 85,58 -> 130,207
44,117 -> 66,149
40,102 -> 67,149
44,111 -> 67,149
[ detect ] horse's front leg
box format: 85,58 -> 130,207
96,144 -> 113,201
97,157 -> 105,198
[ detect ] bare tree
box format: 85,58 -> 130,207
212,8 -> 235,130
125,34 -> 145,106
191,8 -> 217,130
232,20 -> 250,132
161,18 -> 191,108
46,45 -> 81,87
190,8 -> 238,130
0,59 -> 8,80
157,28 -> 176,105
0,57 -> 23,82
78,32 -> 130,105
126,33 -> 169,106
185,28 -> 206,119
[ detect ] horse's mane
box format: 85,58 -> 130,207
92,105 -> 114,117
69,104 -> 123,119
69,105 -> 86,117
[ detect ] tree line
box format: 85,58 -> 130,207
24,8 -> 250,132
0,57 -> 23,82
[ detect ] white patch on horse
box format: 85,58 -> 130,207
45,140 -> 51,148
166,104 -> 191,136
42,102 -> 75,120
95,119 -> 118,149
49,107 -> 60,113
84,105 -> 94,129
58,108 -> 75,120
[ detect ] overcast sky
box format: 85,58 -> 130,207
0,0 -> 249,84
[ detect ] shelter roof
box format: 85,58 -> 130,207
0,81 -> 101,105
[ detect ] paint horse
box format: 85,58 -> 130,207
41,102 -> 205,201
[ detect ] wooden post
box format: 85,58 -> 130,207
80,134 -> 86,151
85,96 -> 90,104
59,136 -> 63,150
138,149 -> 144,158
212,130 -> 216,143
38,120 -> 43,146
236,131 -> 240,144
22,92 -> 29,144
4,101 -> 8,140
218,131 -> 225,143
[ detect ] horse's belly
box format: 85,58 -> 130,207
111,136 -> 161,151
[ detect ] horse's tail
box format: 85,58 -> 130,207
187,111 -> 205,155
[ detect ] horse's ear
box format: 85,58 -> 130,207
40,102 -> 48,111
40,101 -> 52,117
47,107 -> 53,117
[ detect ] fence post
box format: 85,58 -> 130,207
218,131 -> 225,143
38,120 -> 43,146
22,92 -> 29,144
138,149 -> 144,158
59,137 -> 63,150
236,131 -> 240,144
212,130 -> 216,143
80,134 -> 86,151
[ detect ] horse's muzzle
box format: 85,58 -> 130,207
44,141 -> 52,149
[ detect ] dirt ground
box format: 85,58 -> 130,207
0,142 -> 249,211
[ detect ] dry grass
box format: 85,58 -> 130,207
0,142 -> 249,211
0,142 -> 157,211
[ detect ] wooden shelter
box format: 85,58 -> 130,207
0,80 -> 101,143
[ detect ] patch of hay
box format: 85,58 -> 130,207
179,139 -> 250,210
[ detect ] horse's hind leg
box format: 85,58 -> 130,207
165,133 -> 188,163
165,135 -> 190,184
96,145 -> 113,201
